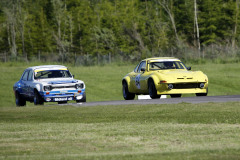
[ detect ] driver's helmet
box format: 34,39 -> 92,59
52,71 -> 63,78
164,62 -> 174,67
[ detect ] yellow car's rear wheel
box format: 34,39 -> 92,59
122,81 -> 135,100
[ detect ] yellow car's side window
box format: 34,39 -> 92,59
137,61 -> 146,72
134,64 -> 139,72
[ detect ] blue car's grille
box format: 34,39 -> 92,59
51,85 -> 75,89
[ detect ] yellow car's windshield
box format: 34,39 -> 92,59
149,61 -> 186,70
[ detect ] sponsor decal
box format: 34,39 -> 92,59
55,97 -> 68,101
46,98 -> 51,101
34,68 -> 67,73
153,59 -> 179,62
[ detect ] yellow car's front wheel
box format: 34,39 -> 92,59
148,80 -> 161,99
196,88 -> 208,96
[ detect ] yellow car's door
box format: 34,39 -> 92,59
139,71 -> 150,93
129,72 -> 138,92
132,61 -> 146,94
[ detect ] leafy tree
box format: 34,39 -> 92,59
198,0 -> 235,45
0,0 -> 239,62
173,0 -> 194,44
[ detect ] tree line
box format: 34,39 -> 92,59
0,0 -> 239,63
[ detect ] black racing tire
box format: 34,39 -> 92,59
76,92 -> 86,103
170,94 -> 182,98
15,91 -> 26,107
196,88 -> 208,96
122,81 -> 135,100
148,80 -> 161,99
34,90 -> 44,105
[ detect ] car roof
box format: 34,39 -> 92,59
143,57 -> 180,62
26,65 -> 68,71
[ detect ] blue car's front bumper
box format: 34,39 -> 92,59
40,89 -> 85,102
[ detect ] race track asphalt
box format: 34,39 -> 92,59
69,95 -> 240,107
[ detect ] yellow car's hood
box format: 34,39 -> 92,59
153,70 -> 207,82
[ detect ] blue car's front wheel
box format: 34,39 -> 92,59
76,92 -> 86,103
34,90 -> 44,105
15,91 -> 26,107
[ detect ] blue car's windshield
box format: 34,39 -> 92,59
34,70 -> 72,79
149,61 -> 186,70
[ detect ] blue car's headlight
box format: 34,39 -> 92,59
44,85 -> 52,91
75,83 -> 84,89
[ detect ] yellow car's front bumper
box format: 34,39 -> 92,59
156,83 -> 208,95
157,88 -> 207,95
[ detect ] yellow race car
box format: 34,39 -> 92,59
122,57 -> 208,100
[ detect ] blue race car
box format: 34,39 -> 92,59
13,65 -> 86,106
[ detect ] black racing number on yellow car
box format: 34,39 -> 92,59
135,74 -> 141,89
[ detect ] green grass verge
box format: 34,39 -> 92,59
0,62 -> 240,107
1,102 -> 240,159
